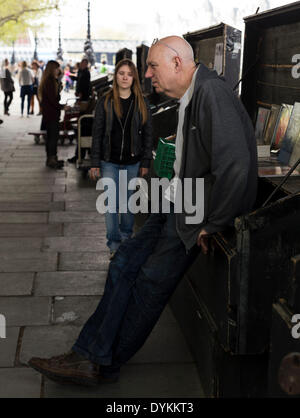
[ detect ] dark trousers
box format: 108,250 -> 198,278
20,85 -> 32,115
72,205 -> 200,377
4,92 -> 13,113
45,120 -> 59,158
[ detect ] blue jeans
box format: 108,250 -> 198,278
100,161 -> 140,252
72,204 -> 200,378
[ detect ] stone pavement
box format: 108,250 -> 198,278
0,92 -> 204,398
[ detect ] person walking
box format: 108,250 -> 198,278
0,59 -> 15,116
30,61 -> 42,115
38,60 -> 65,169
28,36 -> 257,387
75,58 -> 91,101
19,61 -> 33,117
89,58 -> 153,258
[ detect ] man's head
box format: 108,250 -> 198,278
145,36 -> 196,99
81,58 -> 89,70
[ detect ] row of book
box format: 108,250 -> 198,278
254,102 -> 300,168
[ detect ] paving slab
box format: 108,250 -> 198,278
2,167 -> 65,174
0,193 -> 52,202
55,177 -> 77,185
0,238 -> 43,253
63,223 -> 106,237
54,190 -> 100,202
0,273 -> 34,296
49,212 -> 104,223
66,183 -> 97,192
0,224 -> 63,238
43,363 -> 204,398
0,178 -> 55,186
34,271 -> 107,296
6,161 -> 60,168
0,171 -> 67,178
42,237 -> 107,253
59,252 -> 109,271
0,368 -> 42,398
0,213 -> 48,223
52,296 -> 101,325
65,201 -> 99,211
0,327 -> 20,367
19,324 -> 82,365
0,202 -> 64,212
0,252 -> 58,272
0,297 -> 51,326
12,151 -> 47,157
0,185 -> 65,193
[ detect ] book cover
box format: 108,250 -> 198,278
254,107 -> 270,144
278,102 -> 300,165
270,104 -> 293,152
264,104 -> 281,145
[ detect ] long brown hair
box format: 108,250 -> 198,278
104,59 -> 148,124
38,60 -> 59,102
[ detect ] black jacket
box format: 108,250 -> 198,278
176,63 -> 258,250
76,68 -> 91,100
91,94 -> 153,168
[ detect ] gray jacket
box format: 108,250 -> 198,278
176,63 -> 258,251
0,69 -> 14,93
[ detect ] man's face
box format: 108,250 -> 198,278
81,60 -> 88,70
145,45 -> 177,98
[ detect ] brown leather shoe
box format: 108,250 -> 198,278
28,351 -> 101,386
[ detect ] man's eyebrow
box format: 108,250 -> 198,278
146,60 -> 159,66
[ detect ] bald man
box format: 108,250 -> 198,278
28,36 -> 257,386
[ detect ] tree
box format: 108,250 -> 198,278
0,0 -> 59,43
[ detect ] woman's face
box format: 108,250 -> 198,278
116,65 -> 134,90
54,66 -> 60,78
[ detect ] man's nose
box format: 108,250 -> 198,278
145,67 -> 152,78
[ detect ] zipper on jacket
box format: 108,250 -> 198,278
116,100 -> 133,161
131,102 -> 136,157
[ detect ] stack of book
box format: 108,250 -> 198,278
254,102 -> 300,177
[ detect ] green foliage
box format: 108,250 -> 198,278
0,0 -> 59,42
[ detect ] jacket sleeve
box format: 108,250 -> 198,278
198,79 -> 253,235
140,98 -> 153,168
91,97 -> 106,167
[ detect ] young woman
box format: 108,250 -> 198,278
38,60 -> 65,169
0,59 -> 15,115
89,59 -> 153,257
30,61 -> 42,115
18,61 -> 33,117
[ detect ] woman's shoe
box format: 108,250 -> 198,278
67,156 -> 77,164
46,156 -> 64,170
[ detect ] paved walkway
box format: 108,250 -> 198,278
0,91 -> 204,398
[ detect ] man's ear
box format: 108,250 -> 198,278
174,56 -> 182,72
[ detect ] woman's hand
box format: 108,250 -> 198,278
89,167 -> 100,181
139,167 -> 149,177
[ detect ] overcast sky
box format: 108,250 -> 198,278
43,0 -> 297,43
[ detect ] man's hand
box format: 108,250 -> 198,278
197,229 -> 210,255
89,167 -> 100,181
140,167 -> 149,177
